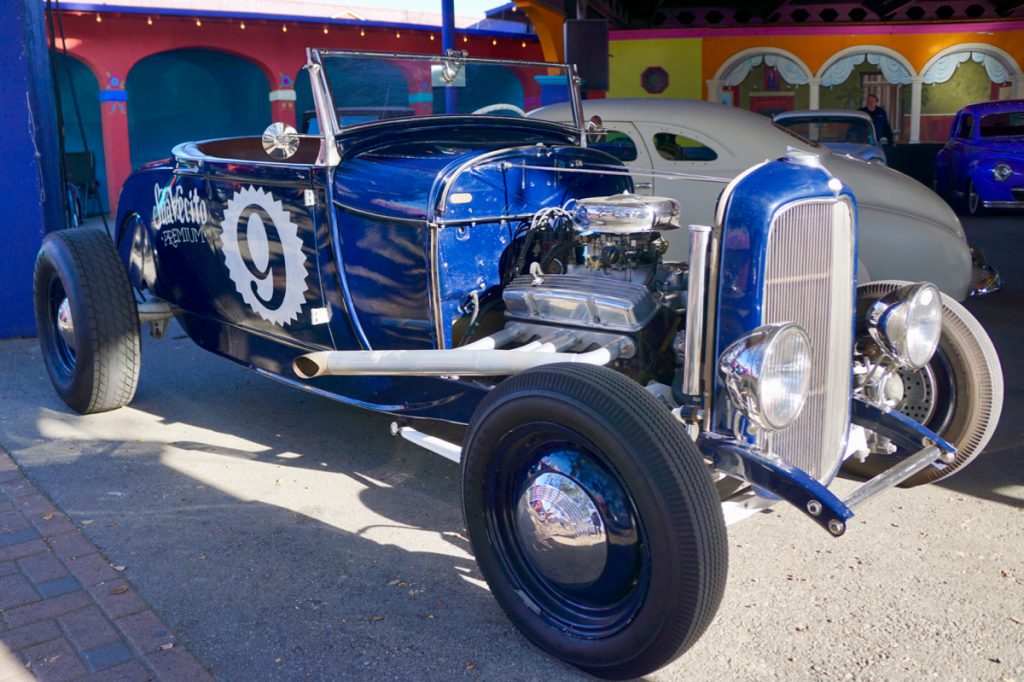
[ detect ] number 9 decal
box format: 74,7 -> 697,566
221,186 -> 309,326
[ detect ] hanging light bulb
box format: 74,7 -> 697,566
462,35 -> 468,43
492,39 -> 497,46
195,18 -> 202,27
146,16 -> 153,25
282,24 -> 288,32
240,21 -> 246,29
360,29 -> 366,37
395,31 -> 401,38
430,34 -> 435,41
323,25 -> 328,34
95,13 -> 102,22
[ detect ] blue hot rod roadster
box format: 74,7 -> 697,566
34,50 -> 1002,679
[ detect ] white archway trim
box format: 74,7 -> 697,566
713,47 -> 813,86
816,45 -> 917,82
920,42 -> 1023,86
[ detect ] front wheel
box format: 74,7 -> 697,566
967,179 -> 986,216
844,281 -> 1003,486
462,364 -> 728,679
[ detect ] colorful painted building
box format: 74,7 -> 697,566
605,22 -> 1024,144
51,0 -> 1024,215
53,2 -> 543,213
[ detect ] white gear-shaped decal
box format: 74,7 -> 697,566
221,186 -> 309,326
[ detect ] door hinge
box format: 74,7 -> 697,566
310,307 -> 331,325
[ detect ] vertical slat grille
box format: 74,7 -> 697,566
763,200 -> 853,482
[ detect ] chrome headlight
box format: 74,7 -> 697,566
993,163 -> 1012,182
866,282 -> 942,369
718,324 -> 812,432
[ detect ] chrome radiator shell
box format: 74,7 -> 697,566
762,199 -> 855,483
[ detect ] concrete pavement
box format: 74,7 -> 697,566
0,214 -> 1021,681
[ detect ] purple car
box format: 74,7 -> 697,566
935,99 -> 1024,215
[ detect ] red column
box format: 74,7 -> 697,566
270,88 -> 297,128
98,84 -> 131,216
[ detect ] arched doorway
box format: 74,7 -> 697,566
127,49 -> 270,169
818,48 -> 915,141
920,45 -> 1022,142
714,49 -> 811,116
54,53 -> 106,215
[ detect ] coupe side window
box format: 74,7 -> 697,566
589,130 -> 639,162
956,114 -> 974,139
652,133 -> 718,162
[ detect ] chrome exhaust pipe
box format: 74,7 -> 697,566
293,338 -> 633,379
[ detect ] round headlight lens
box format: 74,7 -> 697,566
718,324 -> 812,432
760,326 -> 813,430
993,163 -> 1012,182
868,283 -> 942,369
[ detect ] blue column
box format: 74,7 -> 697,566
0,0 -> 64,338
441,0 -> 457,114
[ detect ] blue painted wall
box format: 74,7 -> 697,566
0,0 -> 64,338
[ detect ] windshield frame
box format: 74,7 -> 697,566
306,48 -> 584,166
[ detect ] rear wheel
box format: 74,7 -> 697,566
33,228 -> 141,414
844,281 -> 1003,486
462,364 -> 727,679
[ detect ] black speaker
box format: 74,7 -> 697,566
564,19 -> 609,91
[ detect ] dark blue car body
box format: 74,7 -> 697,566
935,99 -> 1024,213
46,47 -> 987,678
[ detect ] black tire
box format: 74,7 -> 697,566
33,228 -> 141,414
461,363 -> 728,679
843,281 -> 1003,486
967,179 -> 986,216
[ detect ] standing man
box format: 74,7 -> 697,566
860,94 -> 896,145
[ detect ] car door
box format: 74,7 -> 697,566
161,157 -> 334,362
589,121 -> 655,196
949,113 -> 974,193
632,123 -> 736,261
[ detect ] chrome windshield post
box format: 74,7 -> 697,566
305,49 -> 341,167
568,64 -> 586,146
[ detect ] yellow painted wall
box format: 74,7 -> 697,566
608,38 -> 702,99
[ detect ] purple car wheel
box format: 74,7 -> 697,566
462,363 -> 727,680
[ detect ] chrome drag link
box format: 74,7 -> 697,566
843,444 -> 953,510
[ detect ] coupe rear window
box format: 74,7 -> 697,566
775,117 -> 876,145
979,111 -> 1024,138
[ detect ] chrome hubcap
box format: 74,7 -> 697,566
56,298 -> 75,352
515,471 -> 607,587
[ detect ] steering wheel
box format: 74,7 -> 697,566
472,103 -> 527,117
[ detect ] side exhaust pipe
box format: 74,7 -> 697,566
292,338 -> 634,379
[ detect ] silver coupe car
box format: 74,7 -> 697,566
533,98 -> 985,300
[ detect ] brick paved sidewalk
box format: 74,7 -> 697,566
0,451 -> 212,682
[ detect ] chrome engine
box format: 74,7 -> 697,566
502,194 -> 685,333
